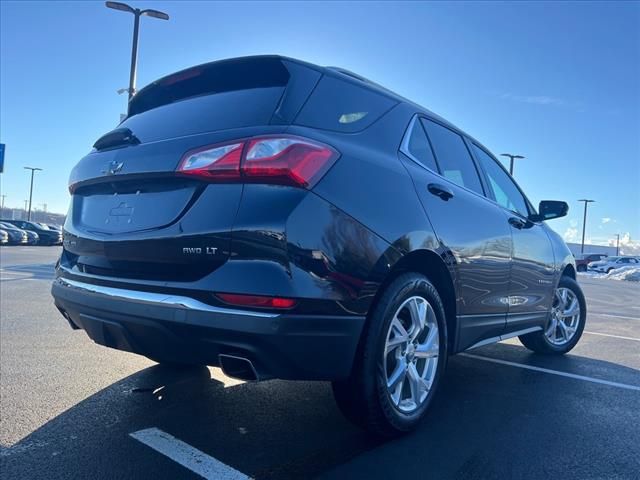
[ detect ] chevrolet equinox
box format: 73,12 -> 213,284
52,56 -> 586,436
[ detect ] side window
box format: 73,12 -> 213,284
295,75 -> 397,133
471,144 -> 530,217
401,118 -> 439,172
421,118 -> 484,194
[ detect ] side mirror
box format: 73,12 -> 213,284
530,200 -> 569,222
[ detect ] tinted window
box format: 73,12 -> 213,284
295,75 -> 396,133
129,57 -> 290,117
120,87 -> 285,143
421,119 -> 483,194
471,144 -> 529,216
402,119 -> 439,171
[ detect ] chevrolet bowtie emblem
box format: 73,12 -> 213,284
103,160 -> 124,175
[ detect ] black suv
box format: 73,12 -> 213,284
52,56 -> 585,436
2,220 -> 62,245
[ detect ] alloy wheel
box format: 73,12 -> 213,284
545,287 -> 581,346
383,296 -> 439,414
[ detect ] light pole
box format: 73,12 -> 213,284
1,194 -> 6,210
105,2 -> 169,101
578,199 -> 595,254
24,166 -> 42,221
615,233 -> 620,256
500,153 -> 525,176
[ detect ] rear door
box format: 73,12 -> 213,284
399,115 -> 513,351
469,143 -> 556,333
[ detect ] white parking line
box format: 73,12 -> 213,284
590,312 -> 640,321
584,331 -> 640,342
460,353 -> 640,392
130,428 -> 249,480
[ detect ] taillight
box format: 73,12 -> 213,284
177,142 -> 243,181
216,293 -> 296,309
177,136 -> 338,188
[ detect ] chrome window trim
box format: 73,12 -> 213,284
399,115 -> 439,175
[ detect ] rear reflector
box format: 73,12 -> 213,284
216,293 -> 296,309
177,135 -> 338,188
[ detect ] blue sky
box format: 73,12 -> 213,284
1,1 -> 639,247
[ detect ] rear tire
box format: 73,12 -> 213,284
577,264 -> 586,272
332,273 -> 447,437
519,276 -> 586,355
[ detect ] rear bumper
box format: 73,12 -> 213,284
51,277 -> 365,381
37,234 -> 61,245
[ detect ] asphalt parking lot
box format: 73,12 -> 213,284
1,246 -> 639,479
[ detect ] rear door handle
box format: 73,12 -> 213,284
508,216 -> 526,229
427,183 -> 454,201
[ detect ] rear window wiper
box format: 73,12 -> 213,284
93,128 -> 140,151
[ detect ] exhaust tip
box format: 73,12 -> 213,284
219,354 -> 259,381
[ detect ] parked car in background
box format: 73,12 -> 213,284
0,222 -> 29,245
0,220 -> 62,246
0,229 -> 8,245
575,253 -> 608,272
588,256 -> 639,273
51,55 -> 585,437
47,224 -> 63,232
25,230 -> 40,245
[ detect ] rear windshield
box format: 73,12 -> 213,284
129,57 -> 290,116
119,57 -> 290,143
294,75 -> 396,133
119,87 -> 285,143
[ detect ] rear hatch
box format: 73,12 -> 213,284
63,56 -> 322,282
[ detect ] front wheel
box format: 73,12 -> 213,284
519,276 -> 586,354
332,273 -> 447,437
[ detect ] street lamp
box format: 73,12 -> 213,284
24,166 -> 42,221
500,153 -> 525,176
105,1 -> 169,100
578,199 -> 595,254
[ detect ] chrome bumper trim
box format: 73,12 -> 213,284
54,277 -> 279,319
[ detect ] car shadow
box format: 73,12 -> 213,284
2,342 -> 639,480
0,263 -> 56,281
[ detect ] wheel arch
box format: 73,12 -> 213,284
561,263 -> 576,280
369,248 -> 458,351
